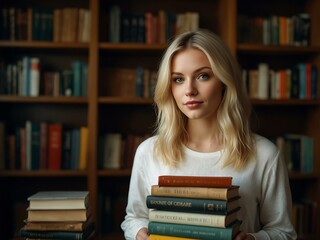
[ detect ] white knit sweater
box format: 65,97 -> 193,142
121,134 -> 297,240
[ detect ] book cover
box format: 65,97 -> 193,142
148,208 -> 239,228
27,208 -> 90,222
148,220 -> 242,240
20,220 -> 94,240
146,195 -> 240,214
151,185 -> 239,201
28,191 -> 89,210
158,175 -> 232,188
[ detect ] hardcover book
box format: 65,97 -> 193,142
158,175 -> 232,188
148,208 -> 239,228
27,208 -> 90,222
28,191 -> 89,210
23,218 -> 92,232
151,185 -> 239,200
20,220 -> 94,240
148,220 -> 242,240
149,234 -> 197,240
146,195 -> 240,214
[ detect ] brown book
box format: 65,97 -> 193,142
151,185 -> 239,200
158,175 -> 232,188
27,208 -> 90,222
23,218 -> 92,232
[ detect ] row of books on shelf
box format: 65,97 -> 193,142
237,13 -> 310,46
274,134 -> 314,173
20,191 -> 95,240
104,67 -> 157,98
0,7 -> 90,42
108,6 -> 199,43
0,121 -> 89,171
147,175 -> 241,240
292,199 -> 318,238
98,133 -> 149,170
0,58 -> 88,97
242,63 -> 318,100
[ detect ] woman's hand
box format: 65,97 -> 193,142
136,228 -> 149,240
234,232 -> 255,240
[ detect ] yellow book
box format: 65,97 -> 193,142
79,127 -> 89,170
150,234 -> 198,240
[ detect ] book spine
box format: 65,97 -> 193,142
150,234 -> 197,240
146,195 -> 229,214
151,185 -> 229,200
20,229 -> 87,240
29,57 -> 40,96
148,222 -> 233,240
158,176 -> 232,188
149,210 -> 230,228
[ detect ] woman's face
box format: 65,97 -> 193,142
171,48 -> 223,121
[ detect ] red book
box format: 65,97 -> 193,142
158,175 -> 232,188
47,123 -> 62,170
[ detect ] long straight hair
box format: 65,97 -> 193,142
154,29 -> 255,170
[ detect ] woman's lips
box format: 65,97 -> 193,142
184,100 -> 203,109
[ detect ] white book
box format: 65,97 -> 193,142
30,57 -> 40,96
103,133 -> 122,169
258,63 -> 269,99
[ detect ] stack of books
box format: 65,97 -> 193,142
147,175 -> 242,240
20,191 -> 94,240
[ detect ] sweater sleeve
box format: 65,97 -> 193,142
250,149 -> 297,240
121,141 -> 150,240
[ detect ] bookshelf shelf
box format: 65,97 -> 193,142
237,44 -> 320,54
289,172 -> 320,180
0,0 -> 319,239
0,96 -> 88,104
251,99 -> 320,106
0,41 -> 89,49
98,97 -> 153,105
99,42 -> 167,51
98,169 -> 131,177
0,170 -> 88,177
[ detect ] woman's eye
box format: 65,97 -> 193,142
198,73 -> 209,80
173,77 -> 184,83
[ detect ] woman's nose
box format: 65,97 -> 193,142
185,82 -> 198,96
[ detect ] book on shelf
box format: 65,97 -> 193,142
151,185 -> 239,200
28,191 -> 89,210
47,123 -> 63,170
23,216 -> 92,232
79,126 -> 89,170
158,175 -> 232,188
148,208 -> 239,228
146,195 -> 240,214
20,220 -> 94,240
148,220 -> 242,240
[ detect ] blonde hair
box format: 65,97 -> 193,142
154,29 -> 255,171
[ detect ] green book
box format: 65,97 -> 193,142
148,220 -> 242,240
146,195 -> 240,214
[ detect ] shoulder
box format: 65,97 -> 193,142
254,134 -> 278,153
253,134 -> 281,167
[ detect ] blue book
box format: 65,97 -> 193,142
72,61 -> 82,97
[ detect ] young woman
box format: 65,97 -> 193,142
121,29 -> 297,240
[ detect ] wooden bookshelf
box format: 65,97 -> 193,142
0,0 -> 319,239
